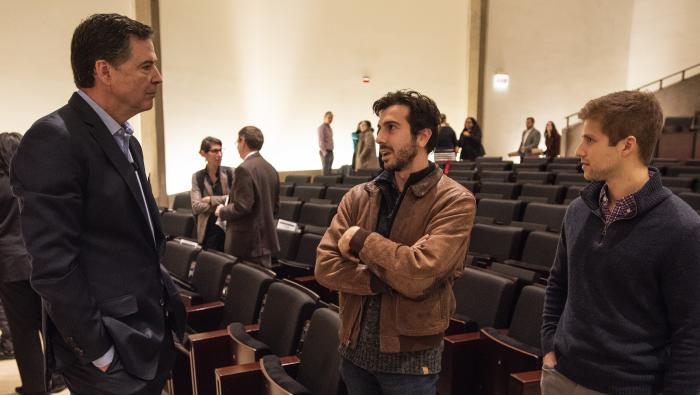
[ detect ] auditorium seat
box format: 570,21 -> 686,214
666,166 -> 700,177
511,202 -> 568,233
161,210 -> 195,240
278,232 -> 323,278
324,185 -> 352,204
477,182 -> 522,200
457,180 -> 480,193
449,266 -> 517,334
479,161 -> 513,171
278,200 -> 303,222
285,175 -> 311,184
479,285 -> 546,395
342,175 -> 371,185
554,172 -> 587,186
179,250 -> 237,307
447,169 -> 477,180
312,175 -> 342,186
480,170 -> 514,182
170,263 -> 276,394
279,182 -> 294,196
551,157 -> 580,164
518,184 -> 566,204
292,184 -> 326,202
162,239 -> 201,284
440,267 -> 518,395
662,176 -> 695,193
563,185 -> 584,204
297,202 -> 337,229
503,231 -> 559,274
515,171 -> 554,184
468,224 -> 525,266
275,228 -> 302,262
187,280 -> 319,395
476,198 -> 526,225
446,161 -> 476,170
225,308 -> 344,395
172,191 -> 192,212
547,163 -> 580,173
488,262 -> 541,286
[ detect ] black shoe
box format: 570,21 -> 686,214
14,374 -> 66,395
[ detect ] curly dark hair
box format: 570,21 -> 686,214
71,13 -> 153,88
372,90 -> 440,153
0,132 -> 22,176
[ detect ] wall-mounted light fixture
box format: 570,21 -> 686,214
493,73 -> 509,91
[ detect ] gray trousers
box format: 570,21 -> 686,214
541,366 -> 607,395
320,150 -> 334,175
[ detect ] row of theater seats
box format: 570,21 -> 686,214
160,238 -> 345,395
160,235 -> 548,395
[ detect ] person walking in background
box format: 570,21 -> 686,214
354,120 -> 379,172
544,121 -> 561,158
458,116 -> 485,161
435,113 -> 458,162
10,14 -> 186,394
1,132 -> 66,395
318,111 -> 334,175
190,136 -> 234,251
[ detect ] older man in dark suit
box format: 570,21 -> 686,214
215,126 -> 280,267
10,14 -> 185,395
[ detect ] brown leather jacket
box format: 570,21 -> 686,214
315,166 -> 475,353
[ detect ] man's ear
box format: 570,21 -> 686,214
417,128 -> 432,148
619,135 -> 637,158
94,60 -> 112,86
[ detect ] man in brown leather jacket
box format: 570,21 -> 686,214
315,90 -> 476,394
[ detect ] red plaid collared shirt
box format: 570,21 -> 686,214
598,170 -> 653,225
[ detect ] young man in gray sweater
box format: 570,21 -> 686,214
541,90 -> 700,394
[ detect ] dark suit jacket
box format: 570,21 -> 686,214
10,93 -> 186,381
219,153 -> 280,259
0,175 -> 32,282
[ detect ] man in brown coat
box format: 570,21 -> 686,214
315,90 -> 475,394
215,126 -> 280,267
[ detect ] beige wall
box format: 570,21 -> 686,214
626,0 -> 700,89
0,1 -> 138,136
482,0 -> 634,160
159,0 -> 470,194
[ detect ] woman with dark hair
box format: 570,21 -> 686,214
0,132 -> 65,394
435,114 -> 458,161
458,117 -> 485,161
190,136 -> 234,251
544,121 -> 561,158
354,120 -> 379,171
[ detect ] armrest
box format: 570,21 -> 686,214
215,356 -> 300,395
502,260 -> 550,276
189,329 -> 234,395
445,316 -> 478,336
179,289 -> 202,307
439,332 -> 481,395
508,369 -> 542,395
228,323 -> 271,365
187,300 -> 225,332
292,275 -> 338,305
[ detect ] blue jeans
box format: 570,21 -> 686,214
340,358 -> 439,395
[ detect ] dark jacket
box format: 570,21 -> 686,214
219,152 -> 280,259
0,175 -> 32,282
544,131 -> 561,158
542,169 -> 700,394
10,93 -> 186,381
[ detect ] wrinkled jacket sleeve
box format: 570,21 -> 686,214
219,166 -> 254,221
315,189 -> 375,296
358,190 -> 475,300
190,173 -> 211,215
10,122 -> 112,361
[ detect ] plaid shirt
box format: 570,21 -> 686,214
598,170 -> 653,226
